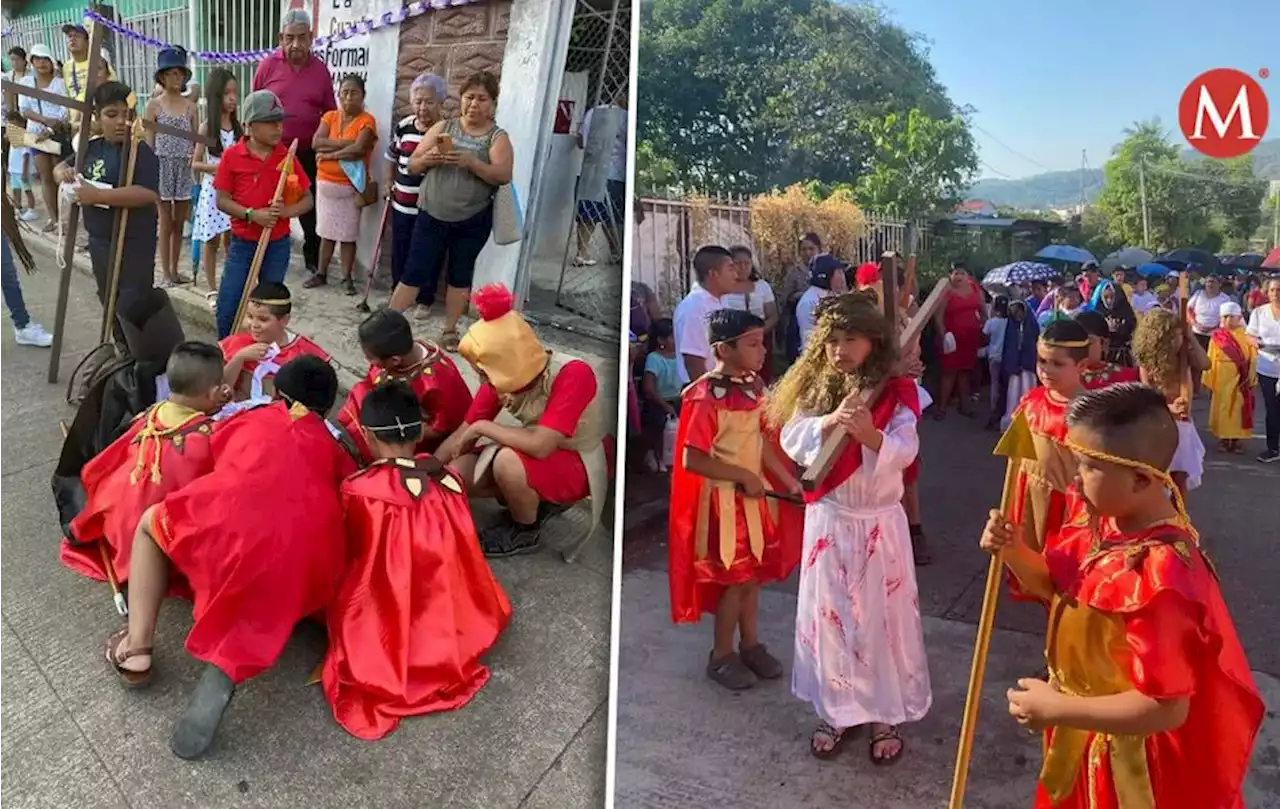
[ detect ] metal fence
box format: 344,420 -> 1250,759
631,193 -> 932,313
541,0 -> 631,331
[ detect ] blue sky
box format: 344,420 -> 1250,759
878,0 -> 1280,179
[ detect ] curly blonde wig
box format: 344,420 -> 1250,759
767,291 -> 897,426
1131,307 -> 1183,394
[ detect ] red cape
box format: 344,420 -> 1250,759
1081,361 -> 1141,391
320,455 -> 511,740
153,401 -> 356,684
667,374 -> 802,623
1037,522 -> 1264,809
62,403 -> 216,596
1211,329 -> 1255,430
219,331 -> 331,399
803,376 -> 920,503
337,341 -> 473,463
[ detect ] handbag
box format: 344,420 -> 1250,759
491,180 -> 523,245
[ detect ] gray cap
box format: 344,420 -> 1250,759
280,8 -> 313,30
242,90 -> 285,124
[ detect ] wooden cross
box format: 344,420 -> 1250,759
2,25 -> 215,383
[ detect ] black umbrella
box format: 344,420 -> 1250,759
1221,253 -> 1266,272
1155,248 -> 1219,274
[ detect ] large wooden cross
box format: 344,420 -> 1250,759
2,25 -> 215,383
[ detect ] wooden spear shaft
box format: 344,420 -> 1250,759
231,138 -> 299,334
99,121 -> 143,345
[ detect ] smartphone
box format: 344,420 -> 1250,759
436,134 -> 453,154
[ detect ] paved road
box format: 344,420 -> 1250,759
616,391 -> 1280,807
1,247 -> 612,809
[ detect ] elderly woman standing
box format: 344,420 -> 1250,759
17,44 -> 68,233
385,72 -> 445,316
391,71 -> 513,352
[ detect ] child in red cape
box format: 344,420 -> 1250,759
1008,318 -> 1090,562
61,341 -> 228,595
337,309 -> 472,463
322,381 -> 511,740
668,308 -> 803,691
981,383 -> 1262,808
105,355 -> 356,760
1075,310 -> 1140,391
219,281 -> 330,401
769,292 -> 926,765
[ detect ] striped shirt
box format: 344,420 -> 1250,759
388,114 -> 428,216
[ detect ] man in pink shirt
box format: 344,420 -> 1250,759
253,8 -> 335,276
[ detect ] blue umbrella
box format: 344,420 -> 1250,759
983,261 -> 1057,287
1035,244 -> 1097,265
1136,263 -> 1170,279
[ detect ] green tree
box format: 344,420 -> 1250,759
633,139 -> 681,196
849,109 -> 978,217
637,0 -> 976,196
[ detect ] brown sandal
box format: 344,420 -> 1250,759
869,725 -> 905,766
441,328 -> 460,353
105,628 -> 152,688
811,721 -> 860,759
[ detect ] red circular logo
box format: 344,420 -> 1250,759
1178,68 -> 1269,159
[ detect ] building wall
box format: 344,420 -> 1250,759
395,1 -> 513,121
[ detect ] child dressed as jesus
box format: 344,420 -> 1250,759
769,292 -> 929,766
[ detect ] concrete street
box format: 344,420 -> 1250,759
1,235 -> 616,809
616,394 -> 1280,807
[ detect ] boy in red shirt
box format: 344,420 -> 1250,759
982,383 -> 1262,808
1075,310 -> 1140,391
219,281 -> 329,401
212,89 -> 313,338
337,309 -> 472,462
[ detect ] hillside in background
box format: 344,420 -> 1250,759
967,139 -> 1280,210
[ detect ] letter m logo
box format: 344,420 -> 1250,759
1178,68 -> 1270,159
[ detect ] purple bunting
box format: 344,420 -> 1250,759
78,0 -> 480,64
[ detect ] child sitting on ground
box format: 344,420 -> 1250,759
219,281 -> 330,401
981,383 -> 1262,808
1202,301 -> 1257,454
640,317 -> 681,471
1132,308 -> 1210,496
61,341 -> 227,590
770,293 -> 926,765
321,381 -> 511,741
668,309 -> 802,691
338,309 -> 472,463
54,81 -> 163,347
213,89 -> 313,338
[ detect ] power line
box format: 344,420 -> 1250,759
971,123 -> 1056,173
1143,161 -> 1265,187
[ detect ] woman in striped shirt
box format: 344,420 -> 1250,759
385,73 -> 446,316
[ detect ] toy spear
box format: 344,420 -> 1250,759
947,408 -> 1039,808
231,138 -> 299,334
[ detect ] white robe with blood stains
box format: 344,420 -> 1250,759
781,404 -> 932,729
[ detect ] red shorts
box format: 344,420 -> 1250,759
904,457 -> 921,486
477,437 -> 615,505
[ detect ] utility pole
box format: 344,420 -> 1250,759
1079,149 -> 1086,212
1273,189 -> 1279,249
1139,159 -> 1150,247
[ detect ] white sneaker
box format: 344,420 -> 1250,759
14,322 -> 54,347
19,209 -> 38,222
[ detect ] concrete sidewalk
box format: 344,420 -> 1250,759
2,234 -> 616,808
612,569 -> 1280,808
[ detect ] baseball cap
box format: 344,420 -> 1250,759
242,89 -> 286,124
62,23 -> 89,36
28,43 -> 55,61
808,253 -> 849,290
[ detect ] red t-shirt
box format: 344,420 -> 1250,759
213,139 -> 311,242
219,331 -> 331,399
465,360 -> 597,437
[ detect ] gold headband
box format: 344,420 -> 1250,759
1064,438 -> 1199,544
251,297 -> 290,306
710,326 -> 765,348
1040,338 -> 1091,348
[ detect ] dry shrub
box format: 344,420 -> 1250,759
750,184 -> 866,286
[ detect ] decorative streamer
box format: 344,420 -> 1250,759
77,0 -> 480,64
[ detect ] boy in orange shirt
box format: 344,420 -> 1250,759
219,281 -> 330,401
981,383 -> 1262,808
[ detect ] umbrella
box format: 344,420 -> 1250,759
1036,245 -> 1097,265
1222,253 -> 1266,272
1136,263 -> 1171,279
1154,248 -> 1218,273
1264,248 -> 1280,270
983,261 -> 1057,287
1101,247 -> 1153,271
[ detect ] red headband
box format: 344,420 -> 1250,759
854,262 -> 880,287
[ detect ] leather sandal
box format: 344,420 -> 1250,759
105,627 -> 152,689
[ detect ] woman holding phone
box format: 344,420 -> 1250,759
389,71 -> 514,352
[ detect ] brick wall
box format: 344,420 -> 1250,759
395,0 -> 513,120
